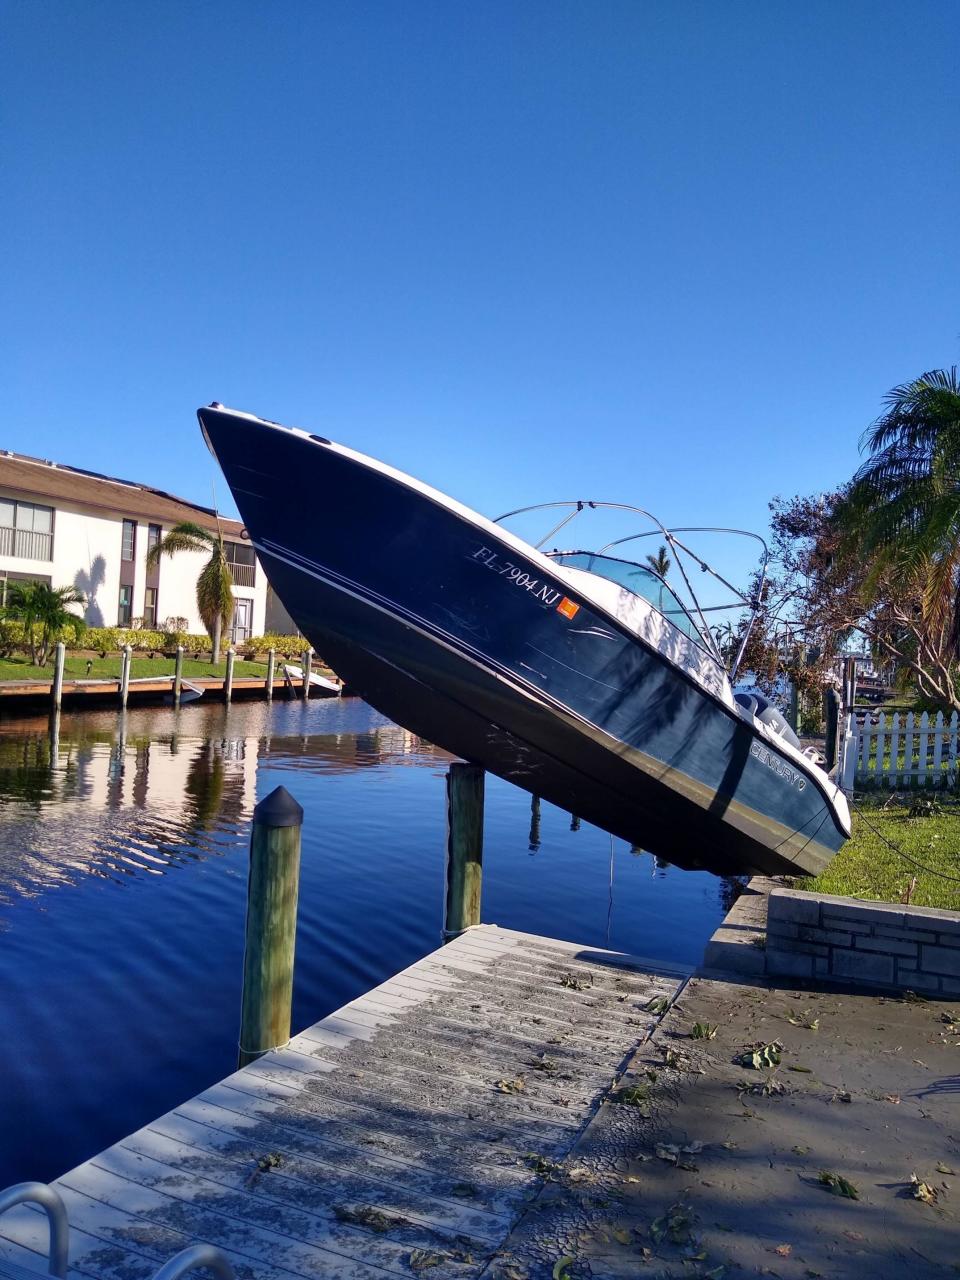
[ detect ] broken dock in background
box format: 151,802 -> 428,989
0,926 -> 687,1279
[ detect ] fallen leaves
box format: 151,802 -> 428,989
818,1170 -> 860,1200
334,1204 -> 411,1232
496,1075 -> 526,1094
735,1041 -> 783,1070
614,1085 -> 651,1113
910,1173 -> 940,1205
409,1249 -> 446,1273
655,1139 -> 703,1169
559,973 -> 591,991
646,996 -> 671,1015
787,1013 -> 820,1031
522,1153 -> 563,1179
650,1200 -> 695,1245
690,1022 -> 718,1040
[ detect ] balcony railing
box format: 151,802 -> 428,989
229,561 -> 256,588
0,526 -> 53,561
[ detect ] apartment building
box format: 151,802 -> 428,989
0,451 -> 268,641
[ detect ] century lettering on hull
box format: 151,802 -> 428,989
471,545 -> 563,609
750,740 -> 807,791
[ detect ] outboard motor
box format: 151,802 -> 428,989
734,691 -> 802,750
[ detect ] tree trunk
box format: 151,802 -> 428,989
212,615 -> 222,666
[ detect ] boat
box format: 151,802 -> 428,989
282,663 -> 342,696
197,404 -> 850,877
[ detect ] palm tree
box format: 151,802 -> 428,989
6,581 -> 86,665
645,544 -> 672,579
146,522 -> 234,663
838,367 -> 960,642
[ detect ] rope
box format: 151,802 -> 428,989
852,801 -> 960,884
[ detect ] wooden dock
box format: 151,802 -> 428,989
0,925 -> 687,1279
0,675 -> 330,708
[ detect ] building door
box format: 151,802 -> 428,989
232,598 -> 252,645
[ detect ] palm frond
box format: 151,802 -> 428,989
146,522 -> 216,568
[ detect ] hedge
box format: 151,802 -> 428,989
238,633 -> 309,659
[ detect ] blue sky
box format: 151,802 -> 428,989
2,0 -> 957,584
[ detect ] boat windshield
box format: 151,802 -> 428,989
492,501 -> 770,679
547,551 -> 703,643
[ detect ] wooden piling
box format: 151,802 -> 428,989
301,648 -> 313,700
224,647 -> 235,703
844,656 -> 858,711
120,645 -> 132,709
173,645 -> 184,706
266,648 -> 275,702
51,641 -> 65,710
238,786 -> 304,1068
529,794 -> 541,851
570,814 -> 581,831
824,685 -> 841,772
443,763 -> 484,938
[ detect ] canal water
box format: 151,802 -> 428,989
0,697 -> 737,1187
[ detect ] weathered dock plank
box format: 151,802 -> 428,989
0,925 -> 687,1278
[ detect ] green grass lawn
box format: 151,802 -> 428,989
799,799 -> 960,910
0,654 -> 271,681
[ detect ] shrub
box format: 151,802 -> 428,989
0,618 -> 26,658
240,633 -> 307,660
74,627 -> 213,655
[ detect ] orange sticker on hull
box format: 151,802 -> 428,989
557,597 -> 580,620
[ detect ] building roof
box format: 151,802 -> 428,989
0,451 -> 244,537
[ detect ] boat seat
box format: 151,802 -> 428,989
0,1182 -> 234,1280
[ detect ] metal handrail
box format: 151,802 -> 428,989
493,500 -> 770,676
0,1183 -> 68,1278
151,1245 -> 235,1280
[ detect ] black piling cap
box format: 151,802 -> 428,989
254,785 -> 304,829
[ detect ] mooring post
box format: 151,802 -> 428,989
570,813 -> 581,831
529,794 -> 541,851
844,656 -> 858,711
120,644 -> 132,709
301,648 -> 313,701
266,648 -> 275,702
51,641 -> 65,710
224,647 -> 235,703
824,685 -> 841,772
173,645 -> 184,706
443,762 -> 484,938
238,786 -> 304,1068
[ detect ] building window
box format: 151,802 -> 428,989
0,499 -> 54,561
224,541 -> 256,588
147,524 -> 162,554
143,587 -> 158,628
118,584 -> 132,626
121,519 -> 137,562
0,571 -> 52,606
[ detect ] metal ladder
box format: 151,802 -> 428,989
0,1183 -> 235,1280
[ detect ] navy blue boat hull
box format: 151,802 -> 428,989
199,407 -> 848,877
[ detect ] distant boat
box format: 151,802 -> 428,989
198,404 -> 850,878
282,663 -> 341,696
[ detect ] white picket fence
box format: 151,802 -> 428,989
840,709 -> 960,790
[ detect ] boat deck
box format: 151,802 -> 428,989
0,925 -> 687,1279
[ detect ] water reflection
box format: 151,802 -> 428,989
0,702 -> 453,906
0,697 -> 733,1188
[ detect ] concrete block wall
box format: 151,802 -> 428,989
766,888 -> 960,996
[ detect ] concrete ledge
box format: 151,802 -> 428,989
700,879 -> 960,998
766,887 -> 960,996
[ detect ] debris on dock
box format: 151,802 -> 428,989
0,926 -> 686,1278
